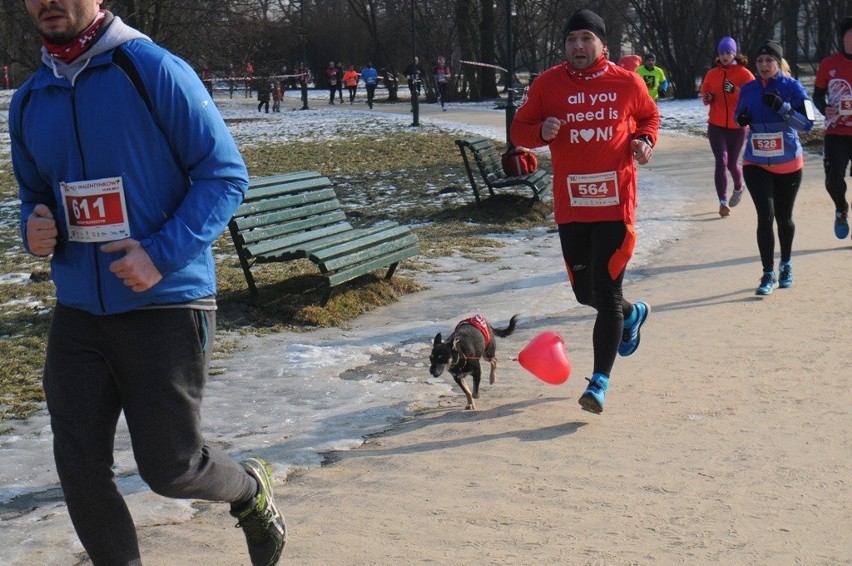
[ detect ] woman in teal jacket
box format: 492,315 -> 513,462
734,40 -> 814,295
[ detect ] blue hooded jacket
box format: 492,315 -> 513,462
10,15 -> 248,315
734,70 -> 814,166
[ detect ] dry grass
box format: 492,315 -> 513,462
0,130 -> 552,425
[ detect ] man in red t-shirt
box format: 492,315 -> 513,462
434,56 -> 451,111
324,61 -> 339,104
814,16 -> 852,239
511,8 -> 659,415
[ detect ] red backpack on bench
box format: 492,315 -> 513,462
501,146 -> 538,177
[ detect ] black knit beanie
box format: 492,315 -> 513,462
756,40 -> 783,64
563,9 -> 607,43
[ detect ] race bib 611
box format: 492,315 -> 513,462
60,176 -> 130,243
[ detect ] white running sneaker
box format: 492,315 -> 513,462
729,189 -> 743,207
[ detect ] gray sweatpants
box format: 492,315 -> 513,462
43,304 -> 256,565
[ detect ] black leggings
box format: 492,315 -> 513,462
743,165 -> 802,272
437,83 -> 448,107
823,134 -> 852,213
558,221 -> 635,377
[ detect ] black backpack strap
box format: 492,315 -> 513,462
112,47 -> 153,112
111,46 -> 185,173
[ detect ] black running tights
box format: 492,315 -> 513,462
823,134 -> 852,213
558,221 -> 633,377
743,165 -> 802,272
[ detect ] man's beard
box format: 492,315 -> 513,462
35,6 -> 85,45
40,28 -> 78,44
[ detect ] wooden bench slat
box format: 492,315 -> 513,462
310,233 -> 417,272
308,222 -> 403,260
235,186 -> 338,217
492,169 -> 551,188
242,177 -> 332,202
252,223 -> 395,262
248,170 -> 325,188
320,239 -> 418,274
244,221 -> 352,258
325,244 -> 421,288
238,210 -> 349,246
228,170 -> 420,302
235,198 -> 342,232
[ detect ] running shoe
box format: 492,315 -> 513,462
835,210 -> 850,239
618,301 -> 650,357
778,262 -> 793,288
755,271 -> 776,296
729,189 -> 743,208
232,457 -> 286,566
578,373 -> 609,414
719,199 -> 730,217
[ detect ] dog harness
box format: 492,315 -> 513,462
455,314 -> 492,347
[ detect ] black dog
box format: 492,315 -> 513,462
430,314 -> 519,410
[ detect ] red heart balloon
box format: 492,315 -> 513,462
517,331 -> 571,385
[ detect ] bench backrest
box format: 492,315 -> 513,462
230,171 -> 351,256
459,136 -> 507,184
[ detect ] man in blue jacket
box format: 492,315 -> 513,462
360,61 -> 379,108
10,1 -> 285,564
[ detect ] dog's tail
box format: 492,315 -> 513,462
492,314 -> 519,338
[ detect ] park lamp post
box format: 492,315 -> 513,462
410,0 -> 420,127
504,0 -> 516,147
300,0 -> 309,110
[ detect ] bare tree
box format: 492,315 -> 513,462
625,0 -> 783,99
782,0 -> 801,76
0,0 -> 42,75
803,0 -> 852,64
3,0 -> 850,96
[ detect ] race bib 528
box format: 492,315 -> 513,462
750,132 -> 784,158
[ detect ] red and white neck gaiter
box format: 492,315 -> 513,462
43,10 -> 107,64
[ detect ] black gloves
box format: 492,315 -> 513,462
762,92 -> 784,112
736,109 -> 751,127
723,80 -> 734,93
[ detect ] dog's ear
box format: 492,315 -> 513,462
433,333 -> 442,346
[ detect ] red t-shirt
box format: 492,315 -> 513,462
325,66 -> 338,85
511,57 -> 659,224
815,52 -> 852,136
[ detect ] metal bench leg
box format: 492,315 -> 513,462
241,256 -> 259,296
384,261 -> 400,280
320,281 -> 334,306
458,147 -> 482,205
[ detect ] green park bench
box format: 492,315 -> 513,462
455,135 -> 552,205
228,170 -> 420,304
